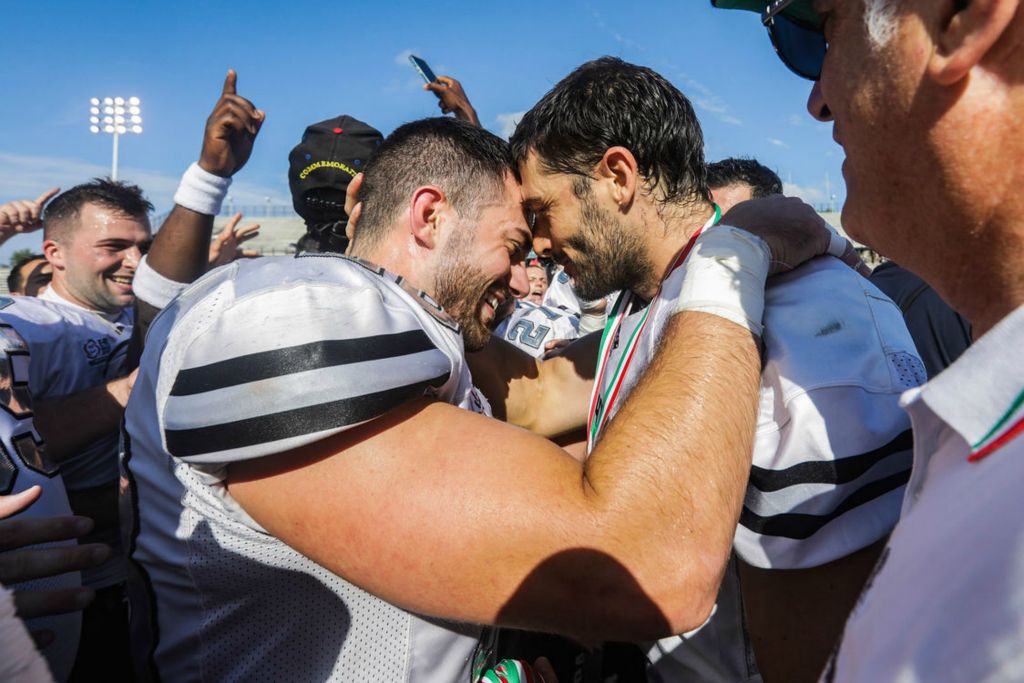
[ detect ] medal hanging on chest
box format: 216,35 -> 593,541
586,206 -> 721,452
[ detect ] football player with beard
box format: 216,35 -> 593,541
123,70 -> 844,680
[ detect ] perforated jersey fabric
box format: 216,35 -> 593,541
124,255 -> 487,682
590,251 -> 924,682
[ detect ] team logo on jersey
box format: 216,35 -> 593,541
83,337 -> 114,365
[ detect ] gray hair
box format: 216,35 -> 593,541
864,0 -> 899,46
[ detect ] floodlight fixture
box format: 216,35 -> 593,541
89,96 -> 143,180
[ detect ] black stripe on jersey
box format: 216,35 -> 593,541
165,371 -> 451,458
748,429 -> 913,492
739,468 -> 911,540
169,330 -> 437,397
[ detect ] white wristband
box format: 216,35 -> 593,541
132,255 -> 190,310
173,162 -> 232,216
675,225 -> 770,336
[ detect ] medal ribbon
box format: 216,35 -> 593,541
586,205 -> 721,451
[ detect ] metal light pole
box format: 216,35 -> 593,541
89,96 -> 143,181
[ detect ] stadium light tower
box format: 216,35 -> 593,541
89,96 -> 143,181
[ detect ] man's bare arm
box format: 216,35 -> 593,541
136,69 -> 264,334
33,373 -> 134,463
467,330 -> 599,437
228,311 -> 760,643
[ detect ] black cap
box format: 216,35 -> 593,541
288,115 -> 383,252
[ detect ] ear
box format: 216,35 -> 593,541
928,0 -> 1019,86
409,186 -> 446,250
41,239 -> 64,270
595,146 -> 639,211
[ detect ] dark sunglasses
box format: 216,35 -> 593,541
762,0 -> 827,81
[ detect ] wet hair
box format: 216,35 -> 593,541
352,117 -> 514,251
7,255 -> 47,294
706,158 -> 783,198
43,178 -> 153,243
510,56 -> 709,207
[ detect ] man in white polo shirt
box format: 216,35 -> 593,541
714,0 -> 1024,680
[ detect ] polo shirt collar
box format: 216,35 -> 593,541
912,303 -> 1024,458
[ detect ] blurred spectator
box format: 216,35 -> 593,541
707,157 -> 784,212
207,212 -> 260,268
8,256 -> 53,297
288,115 -> 382,254
870,261 -> 972,379
523,258 -> 550,304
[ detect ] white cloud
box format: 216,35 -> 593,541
788,114 -> 805,127
394,48 -> 417,66
676,74 -> 742,126
495,111 -> 527,140
768,138 -> 790,148
784,181 -> 827,205
0,151 -> 289,215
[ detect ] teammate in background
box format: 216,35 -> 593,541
706,157 -> 784,212
495,258 -> 581,359
206,212 -> 260,268
8,256 -> 53,297
524,259 -> 550,304
287,115 -> 383,254
509,57 -> 921,682
715,1 -> 1024,679
124,69 -> 846,681
11,178 -> 148,680
707,155 -> 971,379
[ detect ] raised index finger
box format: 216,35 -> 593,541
222,69 -> 237,96
33,187 -> 60,209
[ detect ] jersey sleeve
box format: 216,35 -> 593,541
735,258 -> 924,569
157,280 -> 455,465
132,255 -> 191,311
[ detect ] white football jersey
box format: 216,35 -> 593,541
1,291 -> 134,591
541,268 -> 582,316
0,305 -> 81,682
124,254 -> 490,682
493,300 -> 580,358
589,252 -> 924,682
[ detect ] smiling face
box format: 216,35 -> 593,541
46,202 -> 151,314
432,173 -> 531,351
524,265 -> 549,304
519,151 -> 651,301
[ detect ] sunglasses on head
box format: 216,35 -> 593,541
762,0 -> 827,81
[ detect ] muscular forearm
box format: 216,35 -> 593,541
579,312 -> 761,631
35,378 -> 130,463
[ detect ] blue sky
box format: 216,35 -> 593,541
0,0 -> 842,262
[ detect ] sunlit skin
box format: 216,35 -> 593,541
13,258 -> 53,297
43,203 -> 151,315
520,149 -> 711,301
710,184 -> 754,215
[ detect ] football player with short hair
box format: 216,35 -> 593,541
124,70 -> 843,681
509,56 -> 922,681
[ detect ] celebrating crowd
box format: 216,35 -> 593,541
0,1 -> 1021,681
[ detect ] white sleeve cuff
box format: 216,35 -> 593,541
133,255 -> 189,310
172,162 -> 232,216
